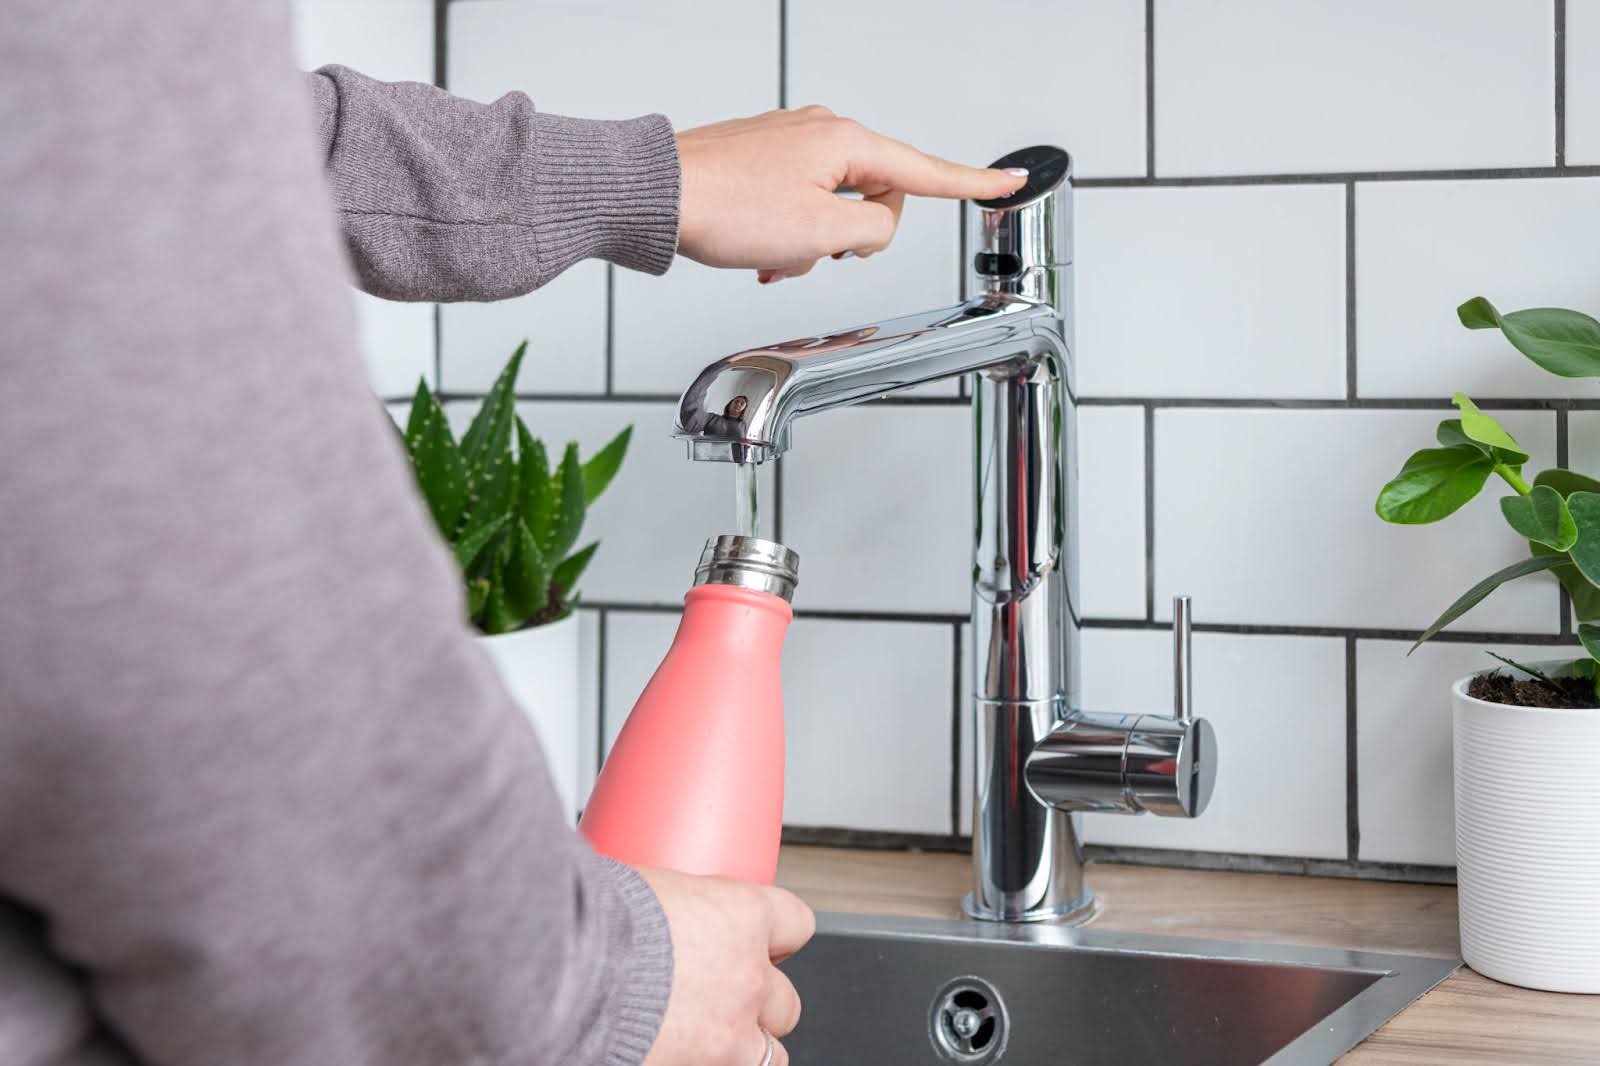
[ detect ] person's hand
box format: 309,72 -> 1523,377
638,866 -> 816,1066
675,106 -> 1028,283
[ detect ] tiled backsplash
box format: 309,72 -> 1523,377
297,0 -> 1600,880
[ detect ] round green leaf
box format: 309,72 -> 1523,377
1450,393 -> 1528,463
1500,484 -> 1577,550
1564,491 -> 1600,588
1458,297 -> 1600,379
1376,446 -> 1495,524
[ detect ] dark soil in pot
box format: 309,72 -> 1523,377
1468,671 -> 1600,709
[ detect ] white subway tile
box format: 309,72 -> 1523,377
1355,639 -> 1579,866
503,401 -> 775,606
1077,185 -> 1347,399
355,292 -> 435,397
1568,412 -> 1600,481
782,405 -> 970,615
1078,629 -> 1348,859
1356,178 -> 1600,398
292,0 -> 433,83
1153,409 -> 1560,630
782,619 -> 954,833
613,197 -> 959,394
448,0 -> 774,125
604,612 -> 955,834
1155,0 -> 1554,175
1569,1 -> 1600,164
445,0 -> 777,395
1079,406 -> 1148,619
440,263 -> 607,393
385,402 -> 410,428
788,0 -> 1146,179
601,610 -> 679,755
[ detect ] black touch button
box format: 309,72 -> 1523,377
973,145 -> 1071,211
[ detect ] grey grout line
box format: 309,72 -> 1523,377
1086,616 -> 1573,644
1143,404 -> 1156,621
436,390 -> 1600,413
1345,637 -> 1360,862
432,0 -> 449,391
1144,0 -> 1155,178
596,608 -> 609,775
1557,0 -> 1568,167
1344,181 -> 1357,401
603,265 -> 616,395
1558,405 -> 1573,636
1078,164 -> 1600,188
587,600 -> 968,626
949,624 -> 964,838
777,0 -> 787,109
1078,395 -> 1600,410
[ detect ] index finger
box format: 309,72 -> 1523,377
761,885 -> 817,962
843,127 -> 1027,201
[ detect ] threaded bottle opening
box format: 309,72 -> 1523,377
693,535 -> 800,602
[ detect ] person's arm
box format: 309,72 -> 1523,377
305,64 -> 680,301
1,9 -> 677,1065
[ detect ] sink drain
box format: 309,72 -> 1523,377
928,975 -> 1009,1064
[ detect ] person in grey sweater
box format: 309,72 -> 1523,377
0,4 -> 1024,1065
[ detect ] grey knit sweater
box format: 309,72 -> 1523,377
0,4 -> 678,1064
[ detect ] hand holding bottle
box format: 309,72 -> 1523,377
638,866 -> 815,1066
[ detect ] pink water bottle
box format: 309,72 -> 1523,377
580,535 -> 799,884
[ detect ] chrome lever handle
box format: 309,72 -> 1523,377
1173,595 -> 1193,723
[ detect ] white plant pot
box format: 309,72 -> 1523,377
1453,663 -> 1600,993
478,614 -> 581,824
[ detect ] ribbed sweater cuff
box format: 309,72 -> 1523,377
587,855 -> 674,1066
531,112 -> 681,281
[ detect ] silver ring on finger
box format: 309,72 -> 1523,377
757,1026 -> 776,1066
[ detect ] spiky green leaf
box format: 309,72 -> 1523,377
403,379 -> 469,535
453,513 -> 509,571
542,442 -> 586,561
516,417 -> 554,539
1458,297 -> 1600,379
552,541 -> 599,597
460,341 -> 526,463
502,519 -> 552,622
466,577 -> 490,619
582,425 -> 632,503
480,568 -> 518,636
1409,554 -> 1564,652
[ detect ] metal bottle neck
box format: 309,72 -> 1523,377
693,535 -> 801,603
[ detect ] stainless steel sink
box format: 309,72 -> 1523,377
779,913 -> 1459,1065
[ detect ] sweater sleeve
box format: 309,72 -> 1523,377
0,7 -> 672,1066
305,64 -> 680,301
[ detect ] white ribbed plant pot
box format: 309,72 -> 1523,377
478,613 -> 581,825
1453,664 -> 1600,993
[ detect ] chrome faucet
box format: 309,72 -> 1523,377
673,146 -> 1217,923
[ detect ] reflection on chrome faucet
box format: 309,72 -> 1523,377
673,147 -> 1216,923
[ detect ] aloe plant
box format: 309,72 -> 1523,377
401,341 -> 630,635
1375,297 -> 1600,694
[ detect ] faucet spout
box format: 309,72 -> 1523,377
673,295 -> 1060,463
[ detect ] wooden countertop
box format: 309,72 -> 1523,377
777,845 -> 1600,1064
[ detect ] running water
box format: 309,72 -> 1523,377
734,461 -> 760,539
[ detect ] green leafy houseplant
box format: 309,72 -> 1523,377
1375,297 -> 1600,697
401,341 -> 630,635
